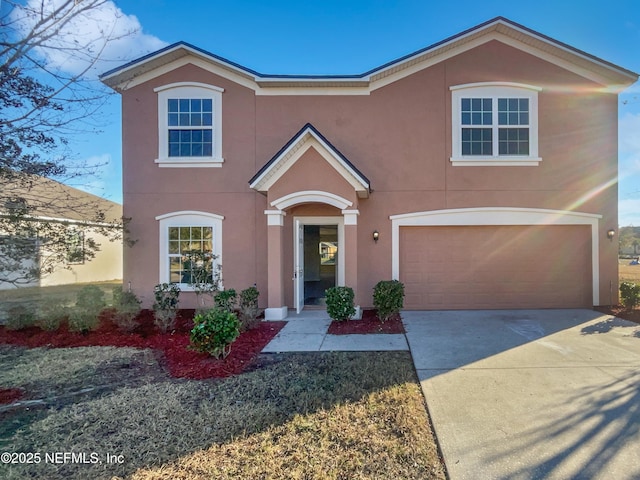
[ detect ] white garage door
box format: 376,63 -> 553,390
400,225 -> 592,309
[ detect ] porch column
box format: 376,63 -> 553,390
264,210 -> 288,320
342,209 -> 361,316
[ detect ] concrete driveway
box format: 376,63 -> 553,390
402,309 -> 640,480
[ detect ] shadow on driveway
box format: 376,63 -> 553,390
403,309 -> 640,480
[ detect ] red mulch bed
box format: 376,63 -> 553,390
0,309 -> 285,380
0,388 -> 25,404
594,305 -> 640,325
327,309 -> 405,335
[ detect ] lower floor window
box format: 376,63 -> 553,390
156,211 -> 224,289
168,226 -> 214,284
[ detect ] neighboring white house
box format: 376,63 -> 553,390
0,175 -> 123,290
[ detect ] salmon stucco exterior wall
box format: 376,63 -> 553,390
103,17 -> 637,315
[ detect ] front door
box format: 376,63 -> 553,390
294,217 -> 342,313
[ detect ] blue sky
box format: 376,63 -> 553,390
37,0 -> 640,224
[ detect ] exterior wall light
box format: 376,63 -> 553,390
373,230 -> 379,243
607,229 -> 616,240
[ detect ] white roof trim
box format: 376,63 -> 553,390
250,126 -> 370,197
102,19 -> 637,94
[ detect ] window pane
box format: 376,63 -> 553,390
180,130 -> 191,142
498,128 -> 529,155
192,130 -> 203,142
191,113 -> 202,126
462,97 -> 492,125
202,113 -> 212,126
203,143 -> 212,156
179,99 -> 190,111
168,99 -> 178,112
168,113 -> 179,126
180,144 -> 191,156
498,97 -> 529,125
191,99 -> 201,111
462,128 -> 492,156
169,227 -> 179,240
203,129 -> 212,142
192,143 -> 203,156
169,241 -> 180,254
179,113 -> 190,126
202,99 -> 213,112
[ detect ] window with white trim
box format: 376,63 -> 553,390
156,212 -> 223,289
451,83 -> 541,166
155,83 -> 224,168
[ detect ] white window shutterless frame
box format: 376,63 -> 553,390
154,82 -> 224,168
450,82 -> 542,166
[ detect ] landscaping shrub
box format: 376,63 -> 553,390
325,286 -> 356,321
190,308 -> 240,359
239,285 -> 260,331
68,285 -> 105,333
112,286 -> 142,332
214,288 -> 237,313
37,301 -> 70,331
373,280 -> 405,322
153,283 -> 180,333
5,304 -> 37,330
620,281 -> 640,309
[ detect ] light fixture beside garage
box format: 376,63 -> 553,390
607,229 -> 616,240
373,230 -> 379,243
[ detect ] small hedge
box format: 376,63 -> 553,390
153,283 -> 180,333
68,285 -> 105,333
190,308 -> 240,359
373,280 -> 405,322
325,286 -> 356,321
620,281 -> 640,310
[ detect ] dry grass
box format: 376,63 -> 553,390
619,259 -> 640,283
0,350 -> 445,480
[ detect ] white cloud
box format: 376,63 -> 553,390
11,0 -> 167,78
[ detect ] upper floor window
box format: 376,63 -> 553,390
450,83 -> 541,166
155,82 -> 224,168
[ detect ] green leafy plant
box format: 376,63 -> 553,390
69,285 -> 105,333
112,286 -> 142,332
620,281 -> 640,310
5,304 -> 37,330
325,286 -> 356,321
239,285 -> 260,331
190,308 -> 240,359
37,301 -> 70,331
214,288 -> 237,313
153,283 -> 181,333
373,280 -> 405,322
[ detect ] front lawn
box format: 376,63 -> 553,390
0,348 -> 446,480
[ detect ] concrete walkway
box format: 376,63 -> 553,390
261,308 -> 640,479
261,309 -> 408,352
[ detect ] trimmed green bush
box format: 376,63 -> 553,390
5,304 -> 37,330
37,301 -> 70,331
239,286 -> 260,331
69,285 -> 105,333
325,286 -> 356,321
214,288 -> 237,313
373,280 -> 405,322
190,308 -> 240,358
620,281 -> 640,309
112,286 -> 142,332
153,283 -> 180,332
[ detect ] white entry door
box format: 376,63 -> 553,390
294,220 -> 304,313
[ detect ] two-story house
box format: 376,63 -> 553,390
101,17 -> 638,318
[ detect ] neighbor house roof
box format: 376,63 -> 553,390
101,17 -> 638,93
1,174 -> 122,225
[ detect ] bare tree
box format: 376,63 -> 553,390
0,0 -> 138,286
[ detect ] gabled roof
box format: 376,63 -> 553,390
101,17 -> 638,93
249,123 -> 371,198
1,174 -> 122,224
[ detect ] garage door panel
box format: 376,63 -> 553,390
400,225 -> 592,309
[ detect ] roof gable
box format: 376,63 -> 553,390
249,124 -> 370,198
101,17 -> 638,94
